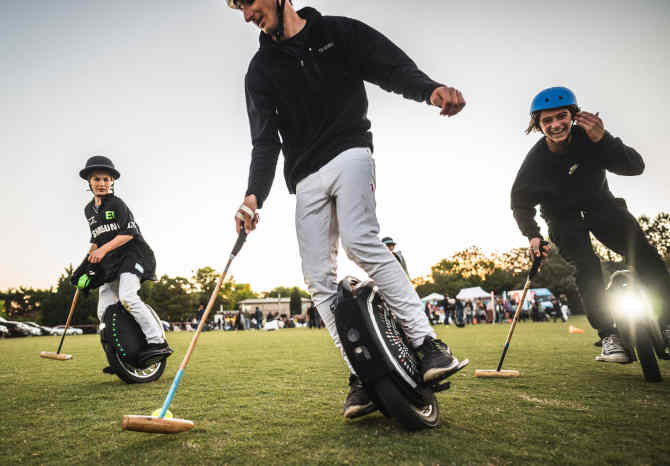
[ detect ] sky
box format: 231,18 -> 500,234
1,0 -> 669,294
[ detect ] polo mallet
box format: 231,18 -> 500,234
475,242 -> 547,378
122,228 -> 248,434
40,288 -> 80,361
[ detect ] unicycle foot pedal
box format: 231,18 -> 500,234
431,380 -> 451,392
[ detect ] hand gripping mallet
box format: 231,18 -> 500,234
122,228 -> 247,434
40,289 -> 80,361
475,242 -> 547,378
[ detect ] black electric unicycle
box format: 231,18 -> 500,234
606,269 -> 668,382
334,276 -> 468,429
99,303 -> 168,384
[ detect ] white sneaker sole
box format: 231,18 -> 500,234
343,402 -> 376,419
423,358 -> 467,382
595,353 -> 634,364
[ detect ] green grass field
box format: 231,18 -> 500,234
2,316 -> 669,465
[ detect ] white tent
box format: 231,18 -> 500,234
456,287 -> 490,300
420,292 -> 444,302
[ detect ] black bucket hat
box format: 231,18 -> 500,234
79,156 -> 121,180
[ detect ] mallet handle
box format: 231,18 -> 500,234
157,229 -> 247,418
56,288 -> 80,354
496,278 -> 530,371
496,246 -> 545,371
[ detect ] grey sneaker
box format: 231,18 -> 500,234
595,334 -> 633,363
343,374 -> 377,419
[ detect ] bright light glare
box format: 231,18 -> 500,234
617,292 -> 645,319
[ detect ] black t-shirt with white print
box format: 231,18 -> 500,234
85,194 -> 156,282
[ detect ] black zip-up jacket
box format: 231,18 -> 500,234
244,7 -> 443,208
510,126 -> 644,239
84,194 -> 157,284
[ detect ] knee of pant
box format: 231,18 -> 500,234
118,289 -> 141,308
340,236 -> 389,268
303,269 -> 336,294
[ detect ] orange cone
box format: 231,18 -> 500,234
568,325 -> 584,334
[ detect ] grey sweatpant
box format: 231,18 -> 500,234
97,272 -> 164,344
295,147 -> 435,371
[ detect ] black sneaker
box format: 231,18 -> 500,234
102,366 -> 115,375
343,374 -> 377,419
418,336 -> 465,382
137,341 -> 173,367
595,334 -> 633,363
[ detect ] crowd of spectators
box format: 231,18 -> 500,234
424,294 -> 570,327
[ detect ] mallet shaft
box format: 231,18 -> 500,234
56,288 -> 80,354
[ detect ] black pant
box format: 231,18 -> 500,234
547,200 -> 670,339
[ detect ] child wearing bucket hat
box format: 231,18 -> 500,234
76,156 -> 172,370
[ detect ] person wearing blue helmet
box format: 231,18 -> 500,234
511,86 -> 670,362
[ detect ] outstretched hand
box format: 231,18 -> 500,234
430,86 -> 466,117
574,111 -> 605,143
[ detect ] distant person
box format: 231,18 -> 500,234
196,303 -> 205,326
511,86 -> 670,362
73,156 -> 172,373
381,237 -> 409,276
254,306 -> 263,329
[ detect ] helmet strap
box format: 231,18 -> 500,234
273,0 -> 287,40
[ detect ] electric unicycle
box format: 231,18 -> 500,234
99,303 -> 168,384
334,276 -> 468,429
606,269 -> 668,382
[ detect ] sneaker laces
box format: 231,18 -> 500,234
602,335 -> 624,353
424,337 -> 452,356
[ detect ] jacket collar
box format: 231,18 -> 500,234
258,7 -> 321,49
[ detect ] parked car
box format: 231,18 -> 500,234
52,326 -> 83,336
0,325 -> 9,337
0,317 -> 35,337
24,322 -> 56,336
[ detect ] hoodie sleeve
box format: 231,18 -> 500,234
244,60 -> 282,209
348,19 -> 443,104
592,131 -> 645,176
510,153 -> 543,240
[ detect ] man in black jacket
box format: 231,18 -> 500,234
511,86 -> 670,362
229,0 -> 468,419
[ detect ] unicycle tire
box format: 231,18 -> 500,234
635,325 -> 662,383
103,342 -> 167,384
373,376 -> 439,430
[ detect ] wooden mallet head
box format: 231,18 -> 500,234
122,415 -> 194,434
474,369 -> 520,378
40,351 -> 72,361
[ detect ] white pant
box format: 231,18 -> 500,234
97,272 -> 163,344
295,147 -> 435,371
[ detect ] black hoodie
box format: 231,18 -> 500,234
510,126 -> 644,239
243,7 -> 443,208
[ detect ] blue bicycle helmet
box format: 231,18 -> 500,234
530,87 -> 578,114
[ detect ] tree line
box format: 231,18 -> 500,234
3,212 -> 668,325
1,266 -> 309,326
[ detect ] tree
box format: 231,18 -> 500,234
143,275 -> 195,322
264,286 -> 309,299
40,266 -> 98,326
289,287 -> 302,315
